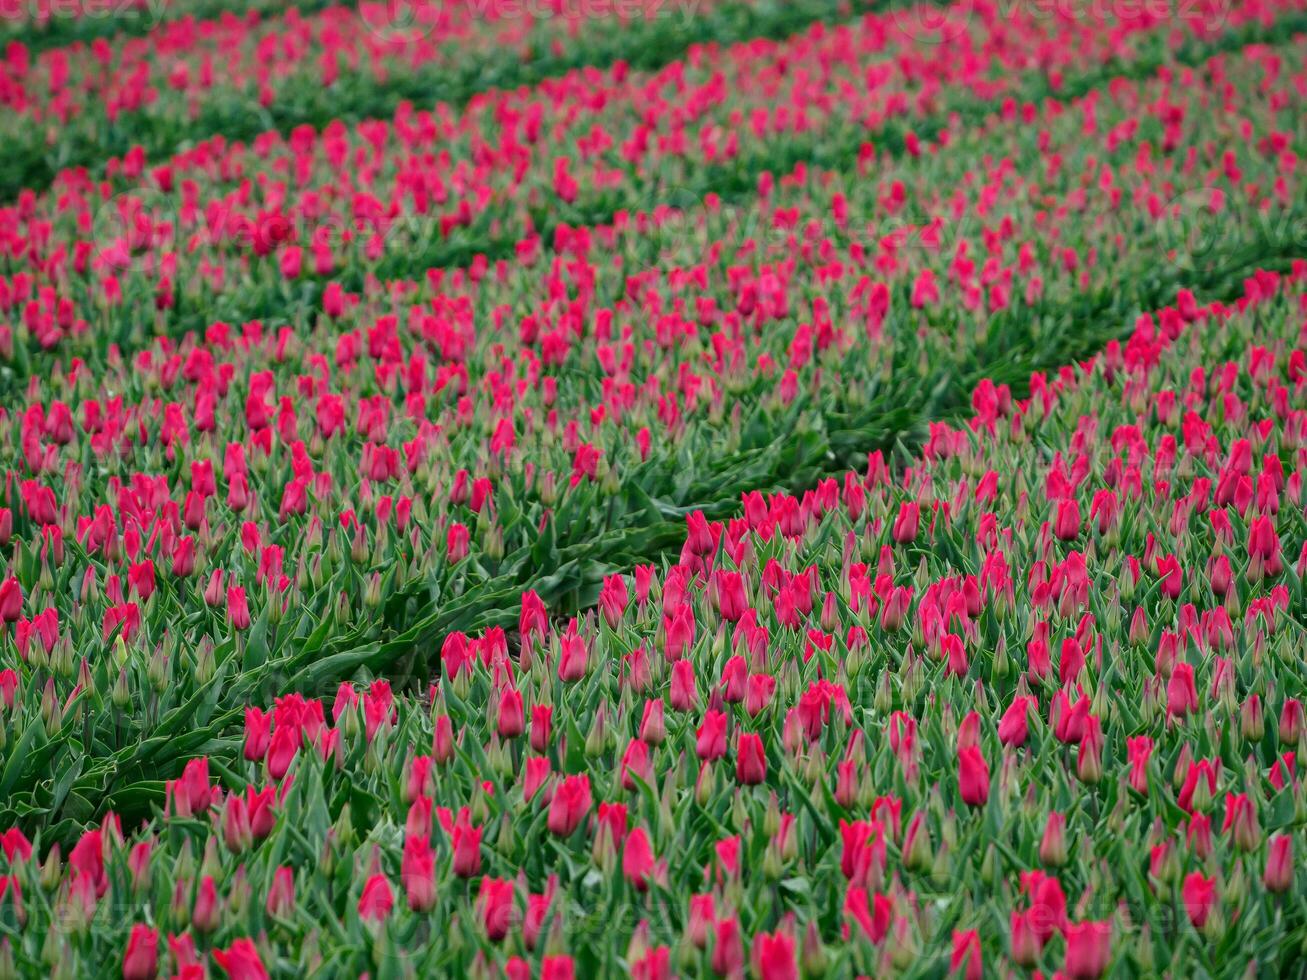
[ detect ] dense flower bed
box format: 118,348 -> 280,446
1,264 -> 1303,977
3,0 -> 1297,361
1,25 -> 1304,840
0,0 -> 885,199
0,0 -> 1304,976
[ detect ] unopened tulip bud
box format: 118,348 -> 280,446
1280,698 -> 1303,744
1203,902 -> 1226,941
1040,811 -> 1068,867
485,523 -> 505,561
888,911 -> 920,969
695,762 -> 717,807
992,635 -> 1010,679
802,920 -> 827,976
39,680 -> 60,733
192,877 -> 219,933
803,748 -> 825,788
1078,726 -> 1104,785
538,471 -> 558,506
1264,834 -> 1293,893
1241,694 -> 1264,742
1150,840 -> 1178,884
585,716 -> 606,759
496,814 -> 514,857
601,466 -> 621,497
763,793 -> 781,838
112,668 -> 131,708
227,866 -> 251,918
874,672 -> 893,713
980,843 -> 998,884
639,698 -> 666,745
360,572 -> 381,608
433,714 -> 455,764
222,795 -> 252,854
1224,793 -> 1261,852
931,843 -> 951,887
39,845 -> 61,892
1010,910 -> 1040,968
148,647 -> 169,693
195,639 -> 216,685
1226,861 -> 1250,909
902,812 -> 932,872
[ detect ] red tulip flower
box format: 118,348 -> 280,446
950,929 -> 982,980
358,874 -> 394,923
1264,834 -> 1293,893
1182,872 -> 1217,929
891,501 -> 920,544
736,733 -> 767,785
547,774 -> 592,837
622,826 -> 656,892
212,938 -> 269,980
122,924 -> 159,980
957,746 -> 990,806
1064,920 -> 1111,979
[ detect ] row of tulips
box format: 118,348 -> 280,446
1,263 -> 1304,977
0,0 -> 900,202
2,28 -> 1306,838
3,0 -> 1299,370
2,0 -> 342,56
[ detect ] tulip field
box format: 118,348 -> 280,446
3,0 -> 1307,977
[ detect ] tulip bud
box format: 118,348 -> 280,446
902,812 -> 932,872
585,711 -> 607,759
147,646 -> 168,694
192,876 -> 219,933
1150,840 -> 1178,884
1223,793 -> 1261,852
930,842 -> 951,887
1280,698 -> 1303,744
195,638 -> 216,685
432,714 -> 455,765
1010,910 -> 1040,968
802,920 -> 827,977
222,795 -> 252,854
639,698 -> 666,745
485,523 -> 505,561
980,843 -> 998,884
695,762 -> 717,807
992,634 -> 1010,679
39,845 -> 61,892
112,669 -> 131,708
888,911 -> 920,969
1131,923 -> 1154,973
1040,811 -> 1068,867
1203,902 -> 1226,941
39,679 -> 60,733
1264,834 -> 1293,893
873,672 -> 892,714
1241,694 -> 1264,742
